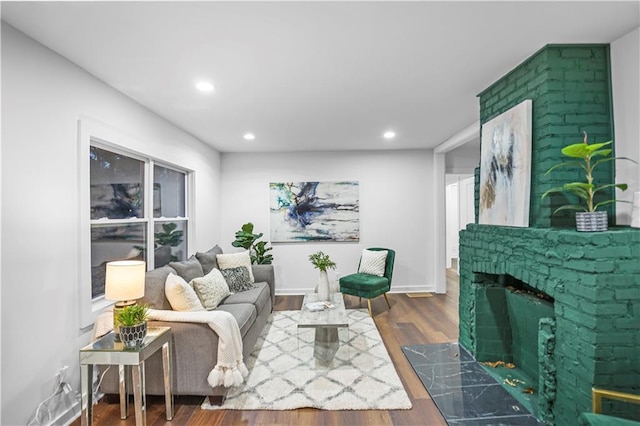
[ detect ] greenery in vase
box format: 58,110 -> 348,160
115,304 -> 149,327
232,222 -> 274,264
541,132 -> 637,214
308,251 -> 336,272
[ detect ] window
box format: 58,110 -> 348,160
79,118 -> 191,327
153,165 -> 187,267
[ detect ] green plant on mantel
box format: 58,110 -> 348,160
232,222 -> 274,264
541,132 -> 637,214
308,251 -> 336,272
115,304 -> 149,327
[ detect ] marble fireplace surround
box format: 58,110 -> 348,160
459,225 -> 639,425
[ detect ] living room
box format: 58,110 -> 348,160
1,2 -> 639,425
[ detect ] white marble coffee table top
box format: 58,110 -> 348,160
299,292 -> 349,328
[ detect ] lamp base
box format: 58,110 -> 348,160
113,300 -> 137,342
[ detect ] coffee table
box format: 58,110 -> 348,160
298,292 -> 349,364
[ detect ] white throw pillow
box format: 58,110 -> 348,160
165,273 -> 205,311
358,249 -> 388,277
191,268 -> 230,310
216,250 -> 255,283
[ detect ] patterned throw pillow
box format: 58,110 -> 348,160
216,250 -> 255,283
191,268 -> 230,310
220,266 -> 255,293
358,249 -> 388,277
165,273 -> 205,311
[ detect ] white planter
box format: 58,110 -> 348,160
317,270 -> 331,301
576,211 -> 608,232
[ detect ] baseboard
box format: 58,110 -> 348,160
275,285 -> 436,296
51,398 -> 81,426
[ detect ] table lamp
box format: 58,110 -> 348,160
105,260 -> 146,341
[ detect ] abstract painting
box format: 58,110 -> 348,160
479,99 -> 532,227
270,181 -> 359,242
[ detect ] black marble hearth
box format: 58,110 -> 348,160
402,343 -> 543,425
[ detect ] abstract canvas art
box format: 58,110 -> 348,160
270,181 -> 359,242
479,99 -> 532,227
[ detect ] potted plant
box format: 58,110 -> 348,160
309,251 -> 336,301
541,132 -> 637,232
115,304 -> 149,349
232,222 -> 274,264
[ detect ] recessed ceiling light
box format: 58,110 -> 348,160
383,130 -> 396,140
196,81 -> 215,92
243,133 -> 256,141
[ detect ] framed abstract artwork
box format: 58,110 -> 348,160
479,99 -> 532,227
270,181 -> 359,242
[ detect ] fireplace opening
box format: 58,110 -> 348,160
472,273 -> 556,421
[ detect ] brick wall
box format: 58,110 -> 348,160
459,224 -> 640,424
477,44 -> 614,228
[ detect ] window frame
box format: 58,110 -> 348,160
79,118 -> 194,328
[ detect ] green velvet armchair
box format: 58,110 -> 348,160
339,248 -> 395,317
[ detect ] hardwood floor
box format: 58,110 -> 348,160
74,269 -> 460,425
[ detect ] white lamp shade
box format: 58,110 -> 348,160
105,260 -> 146,301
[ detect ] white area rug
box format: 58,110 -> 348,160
201,309 -> 412,411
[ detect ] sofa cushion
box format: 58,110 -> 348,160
165,273 -> 205,311
191,268 -> 230,310
195,245 -> 223,275
220,266 -> 255,293
216,303 -> 257,338
169,255 -> 204,282
222,281 -> 270,314
216,250 -> 255,283
139,265 -> 175,310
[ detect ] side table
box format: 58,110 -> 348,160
79,326 -> 173,425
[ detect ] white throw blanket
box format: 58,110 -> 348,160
93,307 -> 248,388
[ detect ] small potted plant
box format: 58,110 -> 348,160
309,251 -> 336,301
115,304 -> 149,349
541,132 -> 637,231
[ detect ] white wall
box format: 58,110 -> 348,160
1,24 -> 221,425
611,26 -> 640,225
220,150 -> 435,295
445,141 -> 480,174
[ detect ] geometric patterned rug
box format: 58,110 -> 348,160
202,309 -> 412,410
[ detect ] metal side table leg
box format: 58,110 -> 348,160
80,363 -> 93,426
132,362 -> 147,426
162,340 -> 173,420
119,365 -> 128,419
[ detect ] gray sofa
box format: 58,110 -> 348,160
99,246 -> 275,399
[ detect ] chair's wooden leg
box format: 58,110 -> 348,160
358,297 -> 361,305
383,293 -> 391,309
367,299 -> 373,317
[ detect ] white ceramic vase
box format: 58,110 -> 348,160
317,270 -> 331,301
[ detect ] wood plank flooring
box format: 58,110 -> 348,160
74,269 -> 459,425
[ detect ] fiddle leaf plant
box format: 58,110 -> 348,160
541,132 -> 637,214
232,222 -> 273,264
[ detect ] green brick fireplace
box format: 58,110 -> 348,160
459,225 -> 640,424
458,44 -> 640,425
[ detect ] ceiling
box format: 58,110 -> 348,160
2,1 -> 638,153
